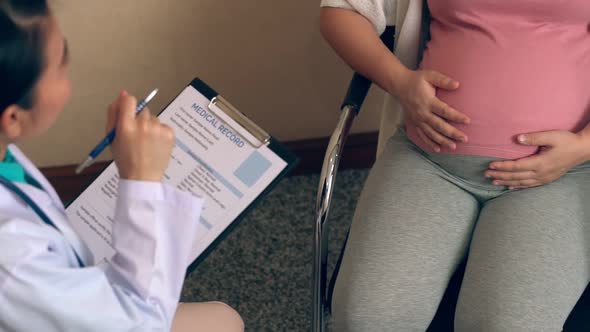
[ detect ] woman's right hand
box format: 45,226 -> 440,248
106,91 -> 175,182
395,69 -> 470,152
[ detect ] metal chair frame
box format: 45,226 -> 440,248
311,26 -> 395,332
312,104 -> 356,332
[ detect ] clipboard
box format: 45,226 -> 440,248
66,77 -> 298,275
180,78 -> 298,274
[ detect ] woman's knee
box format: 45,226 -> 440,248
172,302 -> 244,332
331,275 -> 443,331
454,288 -> 568,332
454,304 -> 502,332
454,303 -> 544,332
207,302 -> 244,332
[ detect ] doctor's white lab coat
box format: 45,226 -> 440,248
0,145 -> 203,332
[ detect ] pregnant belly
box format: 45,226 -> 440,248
410,35 -> 590,159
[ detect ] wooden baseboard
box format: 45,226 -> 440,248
285,131 -> 378,176
41,131 -> 378,202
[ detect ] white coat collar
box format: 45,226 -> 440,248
0,145 -> 94,265
8,145 -> 65,210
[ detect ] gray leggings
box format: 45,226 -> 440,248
331,129 -> 590,331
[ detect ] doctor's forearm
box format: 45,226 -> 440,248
319,7 -> 410,98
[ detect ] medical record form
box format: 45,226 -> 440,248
65,78 -> 297,270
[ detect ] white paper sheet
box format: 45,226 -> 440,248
66,85 -> 288,265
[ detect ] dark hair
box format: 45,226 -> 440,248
0,0 -> 49,113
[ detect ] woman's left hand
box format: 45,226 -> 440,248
485,130 -> 590,189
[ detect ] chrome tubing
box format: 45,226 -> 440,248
312,105 -> 357,332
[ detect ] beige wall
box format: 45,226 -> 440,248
20,0 -> 385,167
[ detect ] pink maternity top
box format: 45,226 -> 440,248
406,0 -> 590,158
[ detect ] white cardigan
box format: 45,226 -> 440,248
320,0 -> 424,155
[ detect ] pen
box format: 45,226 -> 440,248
75,89 -> 159,174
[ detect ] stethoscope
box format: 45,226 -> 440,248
0,175 -> 85,267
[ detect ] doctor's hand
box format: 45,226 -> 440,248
396,69 -> 470,152
106,90 -> 175,182
485,130 -> 590,189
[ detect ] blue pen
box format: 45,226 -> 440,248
75,89 -> 159,174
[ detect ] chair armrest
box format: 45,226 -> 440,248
340,26 -> 396,113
